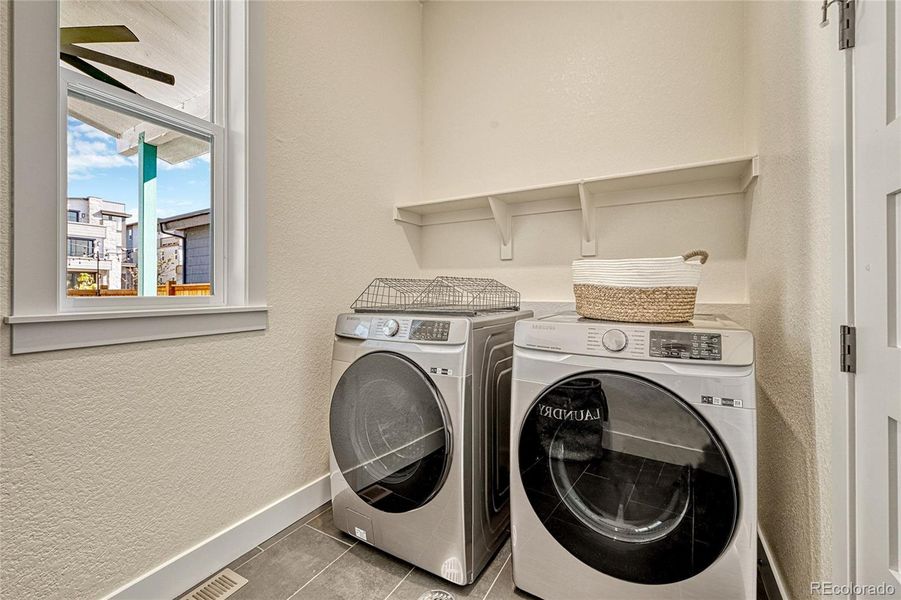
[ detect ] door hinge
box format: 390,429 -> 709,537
840,325 -> 856,373
820,0 -> 856,50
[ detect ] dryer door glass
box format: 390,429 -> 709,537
330,351 -> 452,513
518,371 -> 738,584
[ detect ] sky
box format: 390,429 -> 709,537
67,116 -> 211,220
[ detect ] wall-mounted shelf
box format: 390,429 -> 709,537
394,155 -> 759,260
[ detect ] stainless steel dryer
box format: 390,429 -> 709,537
328,310 -> 532,584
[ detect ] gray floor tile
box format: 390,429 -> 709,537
259,502 -> 330,550
292,542 -> 412,600
225,546 -> 262,571
305,507 -> 356,545
484,555 -> 538,600
387,541 -> 512,600
230,526 -> 352,600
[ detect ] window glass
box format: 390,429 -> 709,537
59,0 -> 211,120
66,93 -> 212,297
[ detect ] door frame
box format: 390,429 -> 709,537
830,25 -> 855,597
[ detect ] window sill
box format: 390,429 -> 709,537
5,305 -> 268,354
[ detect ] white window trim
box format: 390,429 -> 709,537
6,0 -> 267,354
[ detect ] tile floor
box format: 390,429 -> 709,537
181,503 -> 771,600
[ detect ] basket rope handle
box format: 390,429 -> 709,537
681,249 -> 709,264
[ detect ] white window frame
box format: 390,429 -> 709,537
60,69 -> 227,311
7,0 -> 267,354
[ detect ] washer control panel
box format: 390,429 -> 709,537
335,314 -> 468,345
514,312 -> 754,366
650,330 -> 722,361
409,319 -> 451,342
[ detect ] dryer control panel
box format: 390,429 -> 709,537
515,312 -> 753,366
335,314 -> 469,344
409,319 -> 451,341
649,330 -> 722,361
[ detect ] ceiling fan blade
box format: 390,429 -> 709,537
62,44 -> 175,86
60,25 -> 138,45
60,54 -> 139,95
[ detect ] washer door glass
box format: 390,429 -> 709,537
518,371 -> 738,585
330,351 -> 451,513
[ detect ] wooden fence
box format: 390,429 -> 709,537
67,282 -> 211,297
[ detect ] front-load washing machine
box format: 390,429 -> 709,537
510,312 -> 756,599
329,310 -> 532,584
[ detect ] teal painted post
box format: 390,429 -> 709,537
138,133 -> 158,296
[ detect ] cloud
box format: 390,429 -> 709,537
67,120 -> 136,179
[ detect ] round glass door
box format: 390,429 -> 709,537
518,371 -> 738,585
330,351 -> 452,513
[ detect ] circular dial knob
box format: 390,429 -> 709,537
382,319 -> 400,337
602,329 -> 628,352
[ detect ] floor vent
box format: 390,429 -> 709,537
180,568 -> 248,600
417,591 -> 456,600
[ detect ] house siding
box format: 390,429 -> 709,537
184,225 -> 210,284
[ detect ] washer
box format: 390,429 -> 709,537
510,312 -> 756,599
329,310 -> 532,584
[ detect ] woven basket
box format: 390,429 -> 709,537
573,250 -> 708,323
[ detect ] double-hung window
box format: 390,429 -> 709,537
7,0 -> 266,354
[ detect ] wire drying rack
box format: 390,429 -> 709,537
351,276 -> 521,315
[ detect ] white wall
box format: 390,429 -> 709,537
418,1 -> 748,305
0,2 -> 422,597
743,3 -> 834,598
0,2 -> 835,598
419,3 -> 834,596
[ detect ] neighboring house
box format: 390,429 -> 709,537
125,209 -> 211,286
158,209 -> 211,284
66,197 -> 130,291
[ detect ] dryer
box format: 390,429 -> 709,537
328,310 -> 532,584
510,312 -> 756,599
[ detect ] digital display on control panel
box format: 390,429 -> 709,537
409,319 -> 451,341
649,331 -> 722,361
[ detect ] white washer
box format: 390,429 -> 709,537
329,310 -> 532,584
510,312 -> 756,600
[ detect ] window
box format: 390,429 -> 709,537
8,0 -> 266,354
65,92 -> 214,297
67,238 -> 95,257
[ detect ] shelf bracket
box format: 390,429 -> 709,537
487,196 -> 513,260
578,182 -> 596,256
393,206 -> 422,225
740,155 -> 760,192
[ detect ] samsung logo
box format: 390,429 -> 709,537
538,404 -> 603,421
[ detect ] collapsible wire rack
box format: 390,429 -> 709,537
351,276 -> 520,315
351,278 -> 434,313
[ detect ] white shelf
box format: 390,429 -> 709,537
394,155 -> 759,260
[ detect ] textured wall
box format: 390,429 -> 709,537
0,2 -> 835,598
418,1 -> 748,304
0,2 -> 422,598
743,2 -> 833,598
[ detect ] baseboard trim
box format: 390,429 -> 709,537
102,474 -> 331,600
758,526 -> 790,600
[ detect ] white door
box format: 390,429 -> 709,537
854,0 -> 901,595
